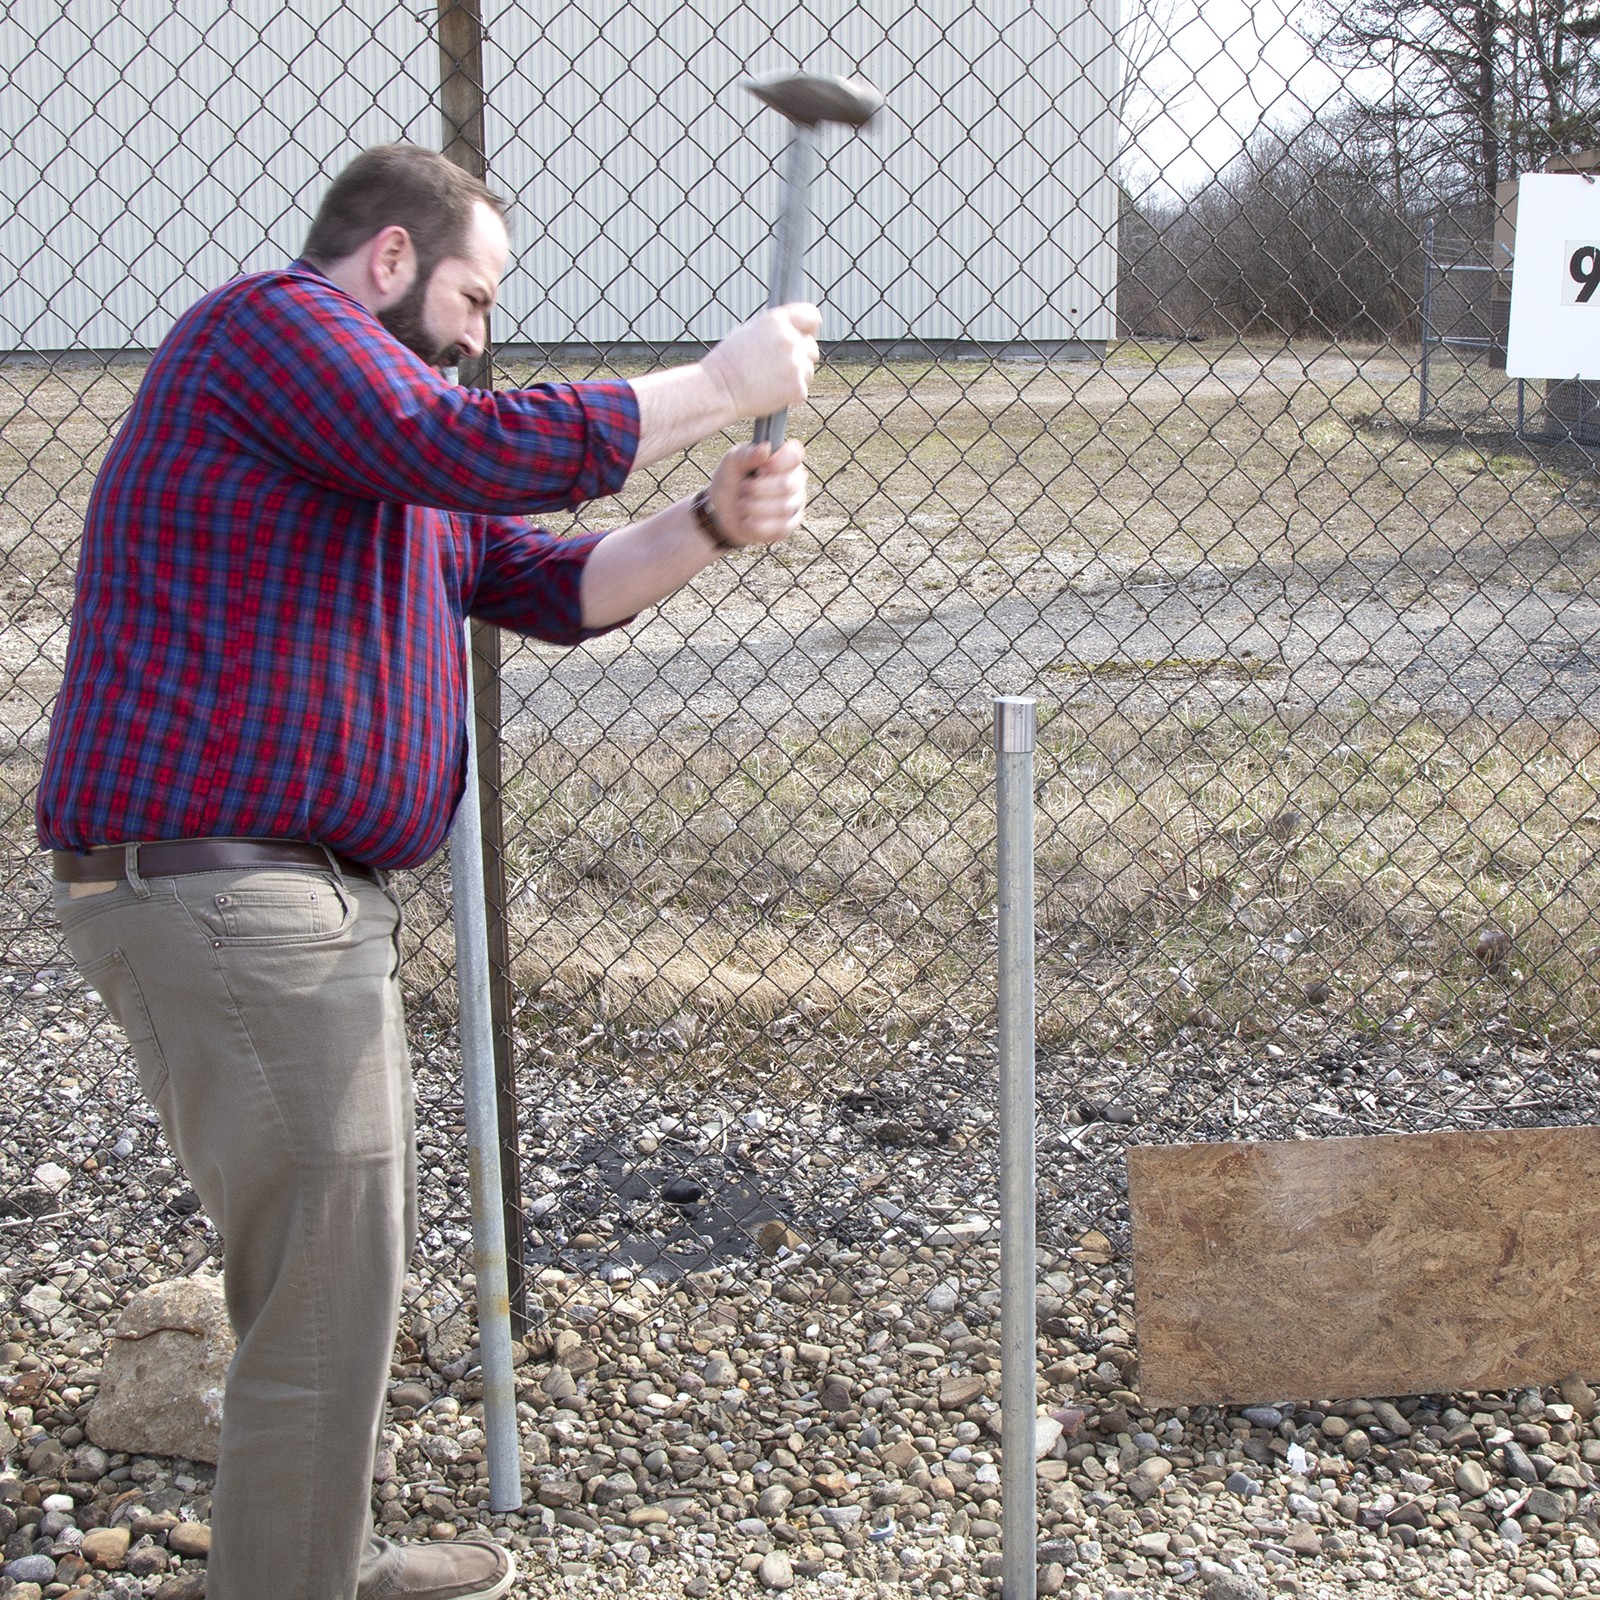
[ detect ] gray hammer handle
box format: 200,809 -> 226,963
753,128 -> 817,450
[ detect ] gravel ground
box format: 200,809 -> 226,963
1,955 -> 1597,1600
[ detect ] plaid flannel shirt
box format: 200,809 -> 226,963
37,261 -> 639,869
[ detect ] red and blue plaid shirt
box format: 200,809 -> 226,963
37,262 -> 640,870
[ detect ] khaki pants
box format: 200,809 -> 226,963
55,862 -> 416,1600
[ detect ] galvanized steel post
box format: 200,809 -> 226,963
995,696 -> 1037,1600
451,618 -> 523,1512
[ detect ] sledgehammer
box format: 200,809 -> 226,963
744,70 -> 883,448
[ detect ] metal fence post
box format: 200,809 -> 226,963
437,0 -> 532,1344
451,619 -> 524,1513
1419,215 -> 1435,423
995,696 -> 1038,1600
438,0 -> 523,1513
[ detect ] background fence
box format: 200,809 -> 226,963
3,0 -> 1600,1593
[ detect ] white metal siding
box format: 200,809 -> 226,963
1,1 -> 1119,352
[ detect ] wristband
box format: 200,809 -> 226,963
692,488 -> 738,552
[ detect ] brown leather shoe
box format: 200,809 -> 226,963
367,1536 -> 515,1600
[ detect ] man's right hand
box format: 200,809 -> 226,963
701,305 -> 822,421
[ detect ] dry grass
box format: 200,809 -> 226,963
6,344 -> 1598,1070
388,708 -> 1600,1067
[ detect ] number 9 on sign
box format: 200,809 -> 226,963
1566,243 -> 1600,305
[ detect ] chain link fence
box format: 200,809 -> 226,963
3,0 -> 1600,1593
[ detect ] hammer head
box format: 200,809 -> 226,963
744,70 -> 883,130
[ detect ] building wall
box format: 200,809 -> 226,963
0,0 -> 1120,353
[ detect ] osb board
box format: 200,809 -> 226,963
1127,1125 -> 1600,1407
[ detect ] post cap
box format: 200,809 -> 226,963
993,696 -> 1036,753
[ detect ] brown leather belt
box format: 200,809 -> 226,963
51,839 -> 383,886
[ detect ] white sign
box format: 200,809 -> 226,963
1505,173 -> 1600,379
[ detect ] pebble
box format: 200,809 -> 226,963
1240,1406 -> 1282,1428
3,1556 -> 57,1585
167,1521 -> 211,1557
757,1551 -> 794,1591
10,994 -> 1600,1600
1206,1576 -> 1269,1600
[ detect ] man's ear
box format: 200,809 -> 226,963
368,225 -> 416,304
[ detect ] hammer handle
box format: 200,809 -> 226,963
754,128 -> 817,449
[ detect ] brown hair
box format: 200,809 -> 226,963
301,144 -> 506,281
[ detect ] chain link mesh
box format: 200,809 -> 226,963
2,0 -> 1599,1584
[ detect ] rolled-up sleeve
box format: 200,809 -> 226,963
466,519 -> 634,645
205,269 -> 641,515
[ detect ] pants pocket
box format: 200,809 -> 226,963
182,871 -> 355,946
78,946 -> 170,1105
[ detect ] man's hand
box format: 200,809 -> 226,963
578,441 -> 808,627
628,304 -> 821,468
705,441 -> 806,548
701,306 -> 822,421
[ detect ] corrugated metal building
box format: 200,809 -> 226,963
1,1 -> 1121,355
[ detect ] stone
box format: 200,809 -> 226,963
1224,1472 -> 1261,1498
152,1574 -> 208,1600
1560,1373 -> 1597,1421
1457,1460 -> 1491,1498
64,1443 -> 110,1483
1284,1525 -> 1322,1557
1504,1442 -> 1541,1483
1524,1487 -> 1567,1522
1341,1429 -> 1372,1460
818,1379 -> 851,1412
1126,1457 -> 1173,1503
754,1222 -> 807,1255
167,1522 -> 211,1557
757,1486 -> 793,1517
1205,1576 -> 1269,1600
1371,1401 -> 1412,1436
939,1376 -> 987,1410
1385,1500 -> 1427,1529
32,1162 -> 72,1194
80,1526 -> 131,1568
3,1555 -> 57,1586
757,1551 -> 794,1590
388,1381 -> 432,1410
89,1276 -> 232,1464
1240,1407 -> 1283,1428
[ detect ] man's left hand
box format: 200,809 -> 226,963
706,441 -> 807,549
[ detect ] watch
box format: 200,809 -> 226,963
691,488 -> 737,552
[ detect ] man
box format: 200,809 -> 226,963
36,144 -> 818,1600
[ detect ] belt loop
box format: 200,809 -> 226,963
124,843 -> 151,899
317,845 -> 345,881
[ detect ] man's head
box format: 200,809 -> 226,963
302,145 -> 509,368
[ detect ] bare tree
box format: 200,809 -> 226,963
1306,0 -> 1600,211
1119,106 -> 1428,340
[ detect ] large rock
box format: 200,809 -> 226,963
88,1277 -> 233,1463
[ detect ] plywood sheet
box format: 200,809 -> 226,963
1127,1126 -> 1600,1407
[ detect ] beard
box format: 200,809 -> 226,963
377,273 -> 463,370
